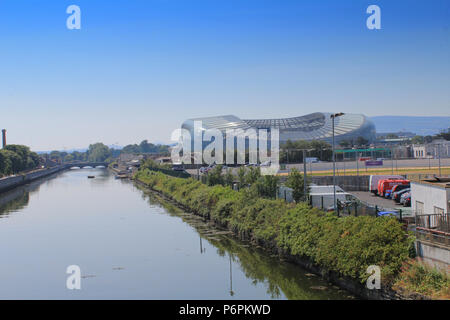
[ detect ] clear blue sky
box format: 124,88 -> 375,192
0,0 -> 449,150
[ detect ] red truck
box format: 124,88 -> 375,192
377,179 -> 410,197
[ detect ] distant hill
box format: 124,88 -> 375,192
370,116 -> 450,136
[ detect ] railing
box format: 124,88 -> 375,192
415,213 -> 450,246
416,213 -> 450,232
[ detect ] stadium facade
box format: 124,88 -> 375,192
182,112 -> 376,144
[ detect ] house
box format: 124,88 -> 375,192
412,139 -> 450,159
411,177 -> 450,215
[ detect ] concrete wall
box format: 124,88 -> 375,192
311,175 -> 370,191
416,240 -> 450,274
411,182 -> 449,214
0,166 -> 65,194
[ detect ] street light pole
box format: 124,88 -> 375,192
438,143 -> 442,176
331,113 -> 344,216
303,149 -> 307,201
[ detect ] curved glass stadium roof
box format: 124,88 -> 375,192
182,112 -> 376,143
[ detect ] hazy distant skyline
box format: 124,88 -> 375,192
1,0 -> 449,150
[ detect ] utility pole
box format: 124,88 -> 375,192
331,113 -> 345,215
438,143 -> 442,176
356,152 -> 359,177
303,149 -> 307,201
391,147 -> 394,175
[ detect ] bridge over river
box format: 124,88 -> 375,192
65,162 -> 108,169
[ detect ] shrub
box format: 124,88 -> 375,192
135,169 -> 415,285
393,259 -> 450,299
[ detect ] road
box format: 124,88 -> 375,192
186,158 -> 450,176
285,158 -> 450,173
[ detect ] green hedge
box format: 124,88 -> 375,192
135,169 -> 415,284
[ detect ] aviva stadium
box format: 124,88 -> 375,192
182,112 -> 376,144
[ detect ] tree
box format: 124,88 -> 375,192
0,150 -> 13,176
121,140 -> 170,155
245,167 -> 261,185
254,175 -> 279,199
436,132 -> 450,141
286,168 -> 307,202
206,165 -> 224,186
87,143 -> 111,162
224,169 -> 235,187
64,154 -> 75,162
355,136 -> 369,147
237,166 -> 246,186
411,135 -> 424,145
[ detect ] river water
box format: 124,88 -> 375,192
0,168 -> 354,299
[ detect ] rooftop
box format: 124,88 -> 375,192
412,177 -> 450,189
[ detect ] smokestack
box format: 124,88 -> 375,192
2,129 -> 6,148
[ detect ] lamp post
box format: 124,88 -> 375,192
331,112 -> 345,216
437,143 -> 442,176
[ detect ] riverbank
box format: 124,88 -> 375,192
134,169 -> 432,300
0,166 -> 66,194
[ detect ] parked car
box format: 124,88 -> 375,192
391,184 -> 410,196
393,188 -> 410,203
385,183 -> 410,199
400,192 -> 411,205
403,194 -> 411,207
172,164 -> 185,171
200,163 -> 217,173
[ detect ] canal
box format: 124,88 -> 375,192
0,168 -> 354,299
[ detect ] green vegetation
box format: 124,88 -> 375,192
43,142 -> 116,164
121,140 -> 170,155
205,165 -> 279,199
140,158 -> 190,178
393,259 -> 450,299
0,145 -> 40,177
87,143 -> 112,162
135,169 -> 415,285
285,168 -> 308,202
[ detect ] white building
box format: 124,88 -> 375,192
412,139 -> 450,159
411,178 -> 450,215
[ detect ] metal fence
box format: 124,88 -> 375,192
415,213 -> 450,246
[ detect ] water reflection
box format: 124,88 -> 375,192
0,169 -> 354,299
136,186 -> 354,300
0,173 -> 59,217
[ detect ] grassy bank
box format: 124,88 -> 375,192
135,169 -> 416,288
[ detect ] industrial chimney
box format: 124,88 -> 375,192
2,129 -> 6,148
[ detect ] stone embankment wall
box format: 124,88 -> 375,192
0,166 -> 65,194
